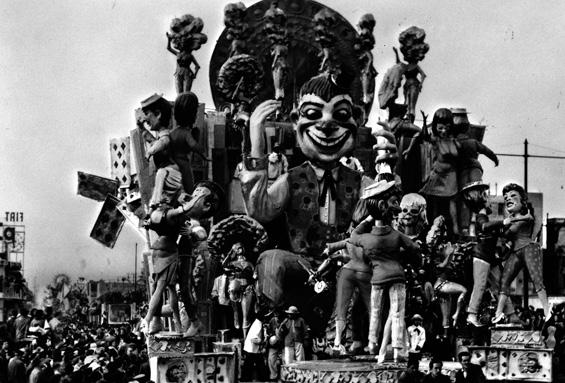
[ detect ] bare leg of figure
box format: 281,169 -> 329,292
438,281 -> 467,326
144,279 -> 167,334
167,286 -> 182,332
241,287 -> 254,340
438,295 -> 451,329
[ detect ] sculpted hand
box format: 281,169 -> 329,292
250,100 -> 280,133
249,100 -> 281,157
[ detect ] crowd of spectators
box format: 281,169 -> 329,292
1,307 -> 150,383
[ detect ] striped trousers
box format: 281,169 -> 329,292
369,282 -> 406,348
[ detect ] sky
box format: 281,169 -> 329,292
1,0 -> 565,294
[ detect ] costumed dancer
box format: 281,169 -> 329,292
492,183 -> 550,323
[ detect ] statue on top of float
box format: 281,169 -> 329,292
166,14 -> 208,94
238,71 -> 372,321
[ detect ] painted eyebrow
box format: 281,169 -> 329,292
333,100 -> 353,108
300,102 -> 324,109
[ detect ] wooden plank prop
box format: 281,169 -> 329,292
110,137 -> 132,188
90,195 -> 125,248
77,171 -> 118,202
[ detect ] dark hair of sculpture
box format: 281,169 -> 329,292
431,108 -> 453,136
298,73 -> 351,102
174,92 -> 199,127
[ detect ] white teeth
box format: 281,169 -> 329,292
307,131 -> 347,147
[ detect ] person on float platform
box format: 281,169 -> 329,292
239,73 -> 373,310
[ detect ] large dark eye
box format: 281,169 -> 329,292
301,107 -> 322,120
333,108 -> 352,122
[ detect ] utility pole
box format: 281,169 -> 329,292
497,139 -> 565,309
134,243 -> 138,293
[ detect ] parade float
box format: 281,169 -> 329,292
77,1 -> 556,382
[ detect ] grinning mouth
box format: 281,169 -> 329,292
306,129 -> 351,150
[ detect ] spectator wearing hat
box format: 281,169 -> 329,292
265,310 -> 283,381
278,306 -> 307,364
407,314 -> 426,353
455,351 -> 485,383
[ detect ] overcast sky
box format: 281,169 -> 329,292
1,0 -> 565,293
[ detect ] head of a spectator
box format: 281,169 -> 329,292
429,358 -> 443,377
412,314 -> 423,327
126,343 -> 138,357
406,358 -> 419,374
458,351 -> 471,371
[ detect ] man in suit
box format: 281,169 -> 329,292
455,351 -> 486,383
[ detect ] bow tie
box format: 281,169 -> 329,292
319,169 -> 337,205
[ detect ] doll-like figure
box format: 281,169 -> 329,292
263,1 -> 289,101
224,2 -> 251,57
460,181 -> 516,327
383,104 -> 422,193
378,27 -> 429,123
456,129 -> 499,189
492,183 -> 550,324
396,27 -> 428,122
142,181 -> 223,334
222,242 -> 255,338
139,94 -> 179,208
354,14 -> 377,119
352,180 -> 419,362
419,109 -> 460,236
395,193 -> 428,239
395,194 -> 435,311
170,92 -> 208,194
313,9 -> 338,75
312,231 -> 372,355
177,181 -> 224,336
427,216 -> 468,332
166,15 -> 208,94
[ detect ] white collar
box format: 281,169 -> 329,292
309,162 -> 339,181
